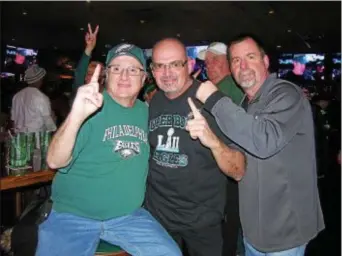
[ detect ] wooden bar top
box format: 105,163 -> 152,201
0,170 -> 56,191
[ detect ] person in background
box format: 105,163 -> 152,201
198,42 -> 243,105
143,76 -> 158,105
11,64 -> 56,133
198,41 -> 244,256
145,38 -> 246,256
195,34 -> 324,256
73,23 -> 104,91
36,43 -> 182,256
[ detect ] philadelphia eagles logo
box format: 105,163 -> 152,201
113,140 -> 140,159
115,44 -> 134,54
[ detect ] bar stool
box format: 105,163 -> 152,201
95,240 -> 129,256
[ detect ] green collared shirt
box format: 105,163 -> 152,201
216,75 -> 244,105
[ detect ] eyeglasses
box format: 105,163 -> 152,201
151,60 -> 188,72
107,65 -> 144,76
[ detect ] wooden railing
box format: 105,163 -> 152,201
0,170 -> 56,191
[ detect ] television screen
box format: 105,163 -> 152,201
277,68 -> 292,78
186,45 -> 208,82
331,53 -> 341,81
278,53 -> 325,81
332,53 -> 341,65
143,48 -> 152,59
331,68 -> 341,81
2,45 -> 39,80
278,53 -> 293,65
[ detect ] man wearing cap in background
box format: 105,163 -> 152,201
36,43 -> 181,256
11,64 -> 57,133
198,42 -> 243,105
198,42 -> 244,256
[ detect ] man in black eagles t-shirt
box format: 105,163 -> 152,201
144,38 -> 246,256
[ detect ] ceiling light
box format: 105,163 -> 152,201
140,20 -> 145,24
80,28 -> 84,31
276,45 -> 282,48
121,38 -> 125,41
12,38 -> 15,41
176,33 -> 181,37
22,11 -> 27,15
268,10 -> 275,14
287,29 -> 292,33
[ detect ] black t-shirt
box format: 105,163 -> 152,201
145,80 -> 238,231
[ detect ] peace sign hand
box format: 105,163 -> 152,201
185,97 -> 220,149
85,23 -> 99,55
71,64 -> 104,122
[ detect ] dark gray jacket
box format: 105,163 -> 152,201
203,73 -> 324,252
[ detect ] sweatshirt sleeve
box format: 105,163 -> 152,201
72,52 -> 91,90
203,83 -> 303,159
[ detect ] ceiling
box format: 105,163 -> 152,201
1,1 -> 341,61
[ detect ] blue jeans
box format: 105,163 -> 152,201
36,208 -> 182,256
244,238 -> 306,256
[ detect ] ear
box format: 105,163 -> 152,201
187,57 -> 196,75
141,73 -> 147,86
263,55 -> 270,70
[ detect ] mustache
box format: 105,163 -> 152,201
239,70 -> 254,78
161,75 -> 177,80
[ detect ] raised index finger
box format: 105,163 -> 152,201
187,97 -> 202,119
90,64 -> 101,84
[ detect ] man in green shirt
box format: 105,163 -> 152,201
35,43 -> 181,256
198,42 -> 244,256
198,42 -> 244,105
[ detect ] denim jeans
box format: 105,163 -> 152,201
244,238 -> 306,256
36,208 -> 182,256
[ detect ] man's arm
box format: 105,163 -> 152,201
37,96 -> 57,132
73,52 -> 91,90
46,112 -> 84,169
186,98 -> 246,181
211,140 -> 246,181
47,64 -> 103,170
200,82 -> 303,159
73,24 -> 99,90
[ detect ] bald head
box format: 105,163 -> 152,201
151,38 -> 193,99
152,38 -> 187,61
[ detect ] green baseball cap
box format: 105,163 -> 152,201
105,43 -> 146,71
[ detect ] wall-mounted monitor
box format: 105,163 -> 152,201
2,45 -> 39,81
278,53 -> 325,82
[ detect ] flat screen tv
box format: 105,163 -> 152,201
2,45 -> 39,80
278,53 -> 325,81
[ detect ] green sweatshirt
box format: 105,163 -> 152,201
216,75 -> 244,105
52,90 -> 150,220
